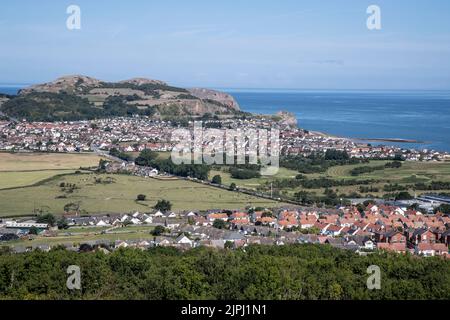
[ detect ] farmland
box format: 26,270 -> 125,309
209,167 -> 299,189
210,160 -> 450,199
0,152 -> 102,189
9,225 -> 157,247
0,172 -> 284,217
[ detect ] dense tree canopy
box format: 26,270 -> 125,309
0,245 -> 448,300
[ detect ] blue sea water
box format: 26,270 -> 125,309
225,89 -> 450,152
1,86 -> 450,152
0,86 -> 23,96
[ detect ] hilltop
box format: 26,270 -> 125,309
0,75 -> 241,121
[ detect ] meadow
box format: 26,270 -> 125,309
0,152 -> 102,189
210,160 -> 450,198
0,172 -> 283,217
209,167 -> 299,189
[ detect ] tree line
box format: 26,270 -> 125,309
0,245 -> 448,300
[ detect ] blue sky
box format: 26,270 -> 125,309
1,0 -> 450,89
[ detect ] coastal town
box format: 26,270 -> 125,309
0,115 -> 449,257
1,202 -> 449,258
0,116 -> 448,161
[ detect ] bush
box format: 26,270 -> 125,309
136,194 -> 147,201
211,175 -> 222,185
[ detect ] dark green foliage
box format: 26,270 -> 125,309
0,245 -> 448,300
212,219 -> 227,229
211,175 -> 222,185
136,194 -> 146,201
435,204 -> 450,214
135,150 -> 210,180
281,151 -> 364,174
36,213 -> 56,227
350,162 -> 402,176
151,225 -> 166,236
134,149 -> 159,166
1,92 -> 157,121
109,148 -> 133,162
154,199 -> 172,212
98,81 -> 189,96
28,226 -> 39,235
383,191 -> 414,200
230,168 -> 261,179
57,217 -> 69,230
415,181 -> 450,191
1,92 -> 101,121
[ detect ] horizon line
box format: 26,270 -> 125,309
1,83 -> 449,93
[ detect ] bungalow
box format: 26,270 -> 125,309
156,237 -> 173,247
415,243 -> 448,257
230,212 -> 248,220
323,224 -> 344,236
153,210 -> 164,217
143,216 -> 153,224
207,213 -> 228,222
165,212 -> 178,219
231,218 -> 251,226
256,216 -> 276,227
96,220 -> 110,227
299,216 -> 316,229
176,235 -> 193,247
223,232 -> 245,243
186,211 -> 197,217
193,216 -> 208,226
377,242 -> 407,254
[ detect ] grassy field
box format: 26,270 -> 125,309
320,160 -> 450,197
324,160 -> 450,182
0,173 -> 284,217
209,167 -> 299,189
0,153 -> 102,189
212,160 -> 450,199
10,228 -> 158,247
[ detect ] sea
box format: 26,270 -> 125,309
1,86 -> 450,152
224,89 -> 450,152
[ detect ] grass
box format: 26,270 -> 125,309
10,225 -> 157,248
0,152 -> 101,171
324,160 -> 450,181
0,153 -> 102,189
10,230 -> 157,247
0,173 -> 285,217
212,160 -> 450,199
0,170 -> 77,189
209,167 -> 299,189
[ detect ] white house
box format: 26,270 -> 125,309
143,216 -> 153,224
166,212 -> 177,218
96,220 -> 109,227
153,211 -> 164,217
176,235 -> 193,247
130,218 -> 142,225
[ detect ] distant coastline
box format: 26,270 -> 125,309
353,138 -> 425,144
228,89 -> 450,152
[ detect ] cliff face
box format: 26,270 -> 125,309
188,88 -> 240,111
5,75 -> 241,121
